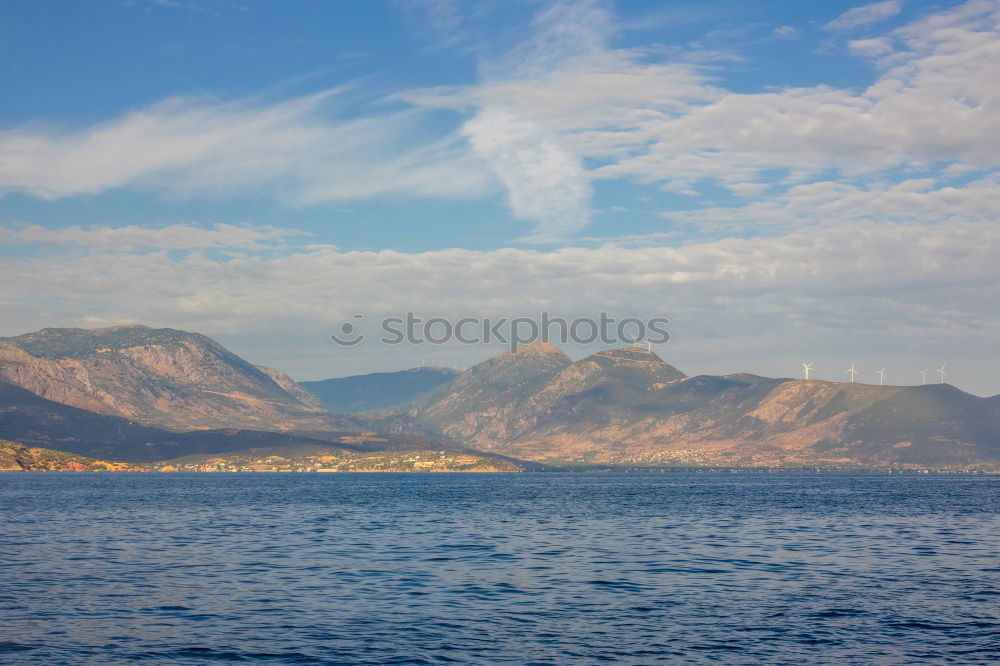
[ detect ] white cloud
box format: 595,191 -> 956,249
848,36 -> 895,55
823,1 -> 903,31
462,109 -> 591,242
491,0 -> 615,79
598,0 -> 1000,193
773,25 -> 799,39
401,0 -> 1000,234
402,47 -> 718,238
659,175 -> 1000,234
0,89 -> 492,205
456,0 -> 616,241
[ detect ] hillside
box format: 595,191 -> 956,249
407,341 -> 573,441
0,436 -> 522,473
0,378 -> 173,460
0,439 -> 141,471
301,367 -> 458,412
0,378 -> 349,462
403,345 -> 1000,470
0,378 -> 529,466
0,325 -> 362,431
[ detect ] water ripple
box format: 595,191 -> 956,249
1,472 -> 998,664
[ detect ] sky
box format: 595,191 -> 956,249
1,0 -> 998,395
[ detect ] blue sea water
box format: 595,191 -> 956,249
1,472 -> 998,665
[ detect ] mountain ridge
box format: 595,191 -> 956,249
399,345 -> 1000,469
2,324 -> 997,470
0,325 -> 361,432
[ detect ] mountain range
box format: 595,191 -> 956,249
0,374 -> 510,465
1,325 -> 998,471
397,342 -> 1000,469
0,326 -> 516,469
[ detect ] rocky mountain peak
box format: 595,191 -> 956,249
507,341 -> 566,356
459,342 -> 571,387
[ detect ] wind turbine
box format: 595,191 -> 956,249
918,369 -> 928,385
937,363 -> 947,384
630,335 -> 639,348
801,362 -> 813,380
846,362 -> 858,383
645,339 -> 652,352
875,367 -> 886,386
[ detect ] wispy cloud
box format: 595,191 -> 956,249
461,0 -> 616,241
462,108 -> 591,243
0,88 -> 491,205
658,175 -> 1000,236
848,36 -> 895,55
823,1 -> 903,31
124,0 -> 248,15
394,0 -> 467,49
773,25 -> 799,39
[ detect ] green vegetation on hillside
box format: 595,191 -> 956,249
1,325 -> 197,359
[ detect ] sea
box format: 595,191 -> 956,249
1,472 -> 998,664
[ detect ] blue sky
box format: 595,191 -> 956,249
2,0 -> 999,394
0,0 -> 945,248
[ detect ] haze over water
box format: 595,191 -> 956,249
2,472 -> 998,664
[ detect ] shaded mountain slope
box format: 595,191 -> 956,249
826,384 -> 1000,465
0,379 -> 529,466
301,367 -> 458,413
0,380 -> 374,462
0,379 -> 351,462
0,379 -> 170,460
